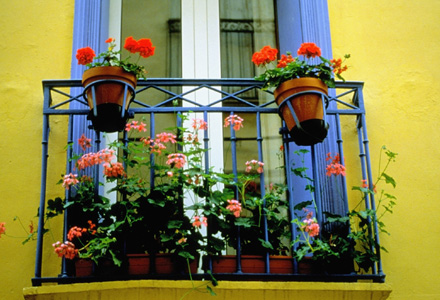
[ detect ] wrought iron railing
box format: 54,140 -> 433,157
34,78 -> 384,285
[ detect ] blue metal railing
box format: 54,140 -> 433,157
34,79 -> 384,285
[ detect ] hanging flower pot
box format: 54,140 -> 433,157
82,66 -> 137,132
76,37 -> 156,132
251,42 -> 351,146
274,77 -> 329,146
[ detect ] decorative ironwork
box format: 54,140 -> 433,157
34,79 -> 384,286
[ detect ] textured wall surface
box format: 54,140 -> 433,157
0,1 -> 74,299
329,1 -> 440,299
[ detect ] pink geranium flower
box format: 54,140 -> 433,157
192,216 -> 207,228
226,199 -> 242,218
224,115 -> 244,131
325,153 -> 346,177
103,162 -> 126,178
156,132 -> 177,144
192,118 -> 208,131
166,153 -> 187,169
301,211 -> 320,237
62,173 -> 79,190
52,241 -> 78,260
78,134 -> 92,151
245,160 -> 264,173
125,120 -> 147,132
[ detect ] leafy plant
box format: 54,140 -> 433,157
76,37 -> 155,79
291,146 -> 398,273
252,42 -> 350,89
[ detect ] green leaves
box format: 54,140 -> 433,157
294,200 -> 313,211
45,197 -> 65,218
381,172 -> 396,188
259,239 -> 274,250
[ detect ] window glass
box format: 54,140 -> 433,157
220,0 -> 283,186
121,0 -> 181,79
219,0 -> 277,79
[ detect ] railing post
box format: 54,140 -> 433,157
34,113 -> 50,284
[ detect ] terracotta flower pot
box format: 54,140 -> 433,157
211,255 -> 295,274
82,66 -> 137,132
127,253 -> 198,275
274,77 -> 329,146
74,259 -> 94,277
127,253 -> 150,275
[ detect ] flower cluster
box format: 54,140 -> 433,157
67,226 -> 87,241
52,241 -> 78,260
302,211 -> 320,237
62,173 -> 79,190
224,115 -> 244,131
192,118 -> 208,131
330,58 -> 348,75
54,221 -> 98,260
156,132 -> 177,144
251,45 -> 278,66
76,148 -> 116,171
123,36 -> 155,58
76,37 -> 155,79
78,133 -> 92,151
297,42 -> 321,58
125,120 -> 147,132
226,200 -> 242,218
277,54 -> 294,68
245,160 -> 264,174
253,42 -> 350,89
0,222 -> 5,239
76,47 -> 95,65
103,162 -> 126,178
166,153 -> 187,169
192,216 -> 208,228
325,152 -> 346,177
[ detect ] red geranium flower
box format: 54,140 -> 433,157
277,54 -> 294,68
124,36 -> 139,53
137,38 -> 155,58
297,42 -> 321,58
252,45 -> 278,66
76,47 -> 96,65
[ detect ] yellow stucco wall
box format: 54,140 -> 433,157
0,1 -> 74,299
1,1 -> 439,300
329,1 -> 440,299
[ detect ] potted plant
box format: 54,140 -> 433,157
51,118 -> 206,276
193,131 -> 295,274
291,147 -> 397,274
252,43 -> 350,146
76,37 -> 155,132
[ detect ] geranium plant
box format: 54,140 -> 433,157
291,147 -> 398,273
45,113 -> 262,271
76,37 -> 155,79
252,42 -> 350,89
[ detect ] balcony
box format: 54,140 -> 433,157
33,79 -> 390,293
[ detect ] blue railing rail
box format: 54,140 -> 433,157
34,79 -> 384,286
